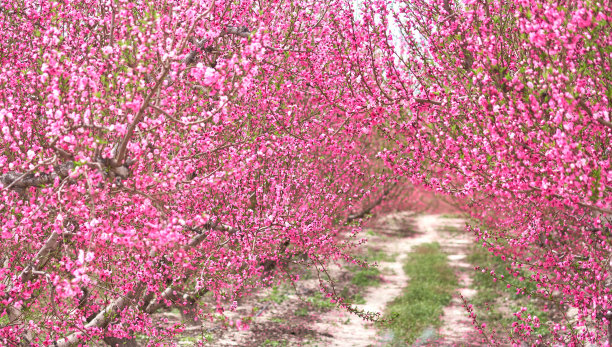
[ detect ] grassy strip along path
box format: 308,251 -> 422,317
384,242 -> 458,344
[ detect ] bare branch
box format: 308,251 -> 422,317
18,232 -> 63,283
414,98 -> 442,106
182,25 -> 252,66
144,222 -> 238,314
578,100 -> 612,130
0,160 -> 133,192
115,68 -> 170,165
347,183 -> 397,222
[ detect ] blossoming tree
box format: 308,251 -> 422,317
1,0 -> 611,345
364,0 -> 611,344
0,0 -> 409,344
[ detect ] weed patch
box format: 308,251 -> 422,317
364,248 -> 397,262
306,292 -> 336,310
263,286 -> 289,304
269,316 -> 287,323
262,339 -> 288,346
295,307 -> 309,316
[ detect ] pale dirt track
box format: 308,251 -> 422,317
314,213 -> 478,347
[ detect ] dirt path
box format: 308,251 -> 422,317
314,213 -> 477,346
161,212 -> 478,346
314,212 -> 434,346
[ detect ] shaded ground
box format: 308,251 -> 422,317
150,213 -> 483,346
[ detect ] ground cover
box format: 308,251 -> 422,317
383,242 -> 458,344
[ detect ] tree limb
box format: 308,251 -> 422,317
0,160 -> 133,193
222,26 -> 252,38
54,284 -> 145,347
578,100 -> 612,130
347,183 -> 397,222
143,222 -> 237,314
0,162 -> 73,191
414,98 -> 442,106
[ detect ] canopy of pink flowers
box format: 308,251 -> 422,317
0,0 -> 609,345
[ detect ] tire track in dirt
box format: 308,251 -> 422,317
314,211 -> 435,346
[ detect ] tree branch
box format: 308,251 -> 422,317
144,222 -> 237,314
115,68 -> 170,165
54,284 -> 145,347
578,100 -> 612,130
1,159 -> 133,193
222,26 -> 252,38
0,162 -> 73,191
347,183 -> 397,223
414,98 -> 442,106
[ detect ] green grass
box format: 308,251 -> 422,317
364,248 -> 397,262
269,316 -> 287,323
294,291 -> 338,317
383,243 -> 458,344
178,336 -> 198,344
203,333 -> 214,342
349,265 -> 382,287
305,292 -> 336,310
364,229 -> 391,241
440,213 -> 462,219
351,293 -> 366,304
467,247 -> 538,299
345,248 -> 394,288
366,229 -> 379,236
439,225 -> 463,233
295,307 -> 309,316
0,314 -> 9,326
290,248 -> 387,319
263,286 -> 288,304
261,339 -> 288,346
467,246 -> 551,338
338,287 -> 366,305
176,334 -> 214,345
